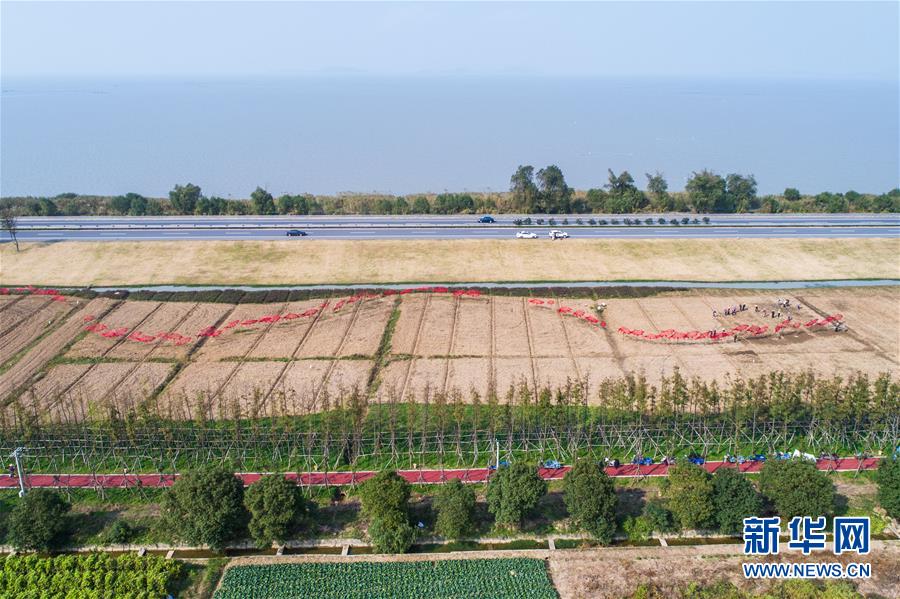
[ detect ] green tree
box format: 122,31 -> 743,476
875,457 -> 900,519
162,465 -> 246,550
536,165 -> 572,213
411,196 -> 431,214
510,165 -> 540,213
605,170 -> 645,213
110,194 -> 132,215
433,480 -> 476,539
368,509 -> 416,554
685,170 -> 726,213
250,187 -> 276,215
169,183 -> 202,214
358,470 -> 411,521
645,171 -> 670,211
128,194 -> 148,216
725,173 -> 758,213
760,195 -> 782,213
712,467 -> 763,534
783,187 -> 801,202
666,463 -> 715,530
244,475 -> 304,548
8,489 -> 71,552
563,460 -> 617,542
275,195 -> 296,214
585,188 -> 608,212
486,463 -> 546,527
642,499 -> 676,533
759,460 -> 834,520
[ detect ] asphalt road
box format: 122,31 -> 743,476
4,213 -> 898,240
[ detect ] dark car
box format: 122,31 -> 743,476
478,215 -> 495,223
286,229 -> 307,237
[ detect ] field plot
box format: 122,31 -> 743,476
338,298 -> 394,357
1,288 -> 897,420
0,297 -> 72,365
397,357 -> 448,398
105,301 -> 197,360
293,304 -> 360,358
245,299 -> 326,359
390,294 -> 429,355
157,362 -> 240,420
66,301 -> 161,358
492,297 -> 532,356
216,361 -> 287,417
151,302 -> 233,360
450,296 -> 492,356
213,558 -> 559,599
0,296 -> 53,334
195,303 -> 283,362
416,295 -> 457,356
445,357 -> 491,397
19,362 -> 173,423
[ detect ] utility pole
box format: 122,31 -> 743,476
9,447 -> 26,497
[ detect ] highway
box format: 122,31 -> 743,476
3,214 -> 898,241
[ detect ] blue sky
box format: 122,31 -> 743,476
2,1 -> 898,80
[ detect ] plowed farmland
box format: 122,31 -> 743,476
0,286 -> 896,424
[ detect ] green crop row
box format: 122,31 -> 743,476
214,558 -> 558,599
0,553 -> 182,599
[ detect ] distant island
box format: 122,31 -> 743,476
2,166 -> 898,217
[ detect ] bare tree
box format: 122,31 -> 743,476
1,205 -> 20,251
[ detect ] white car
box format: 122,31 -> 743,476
548,229 -> 569,239
515,231 -> 538,239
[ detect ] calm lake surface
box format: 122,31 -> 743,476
2,76 -> 897,197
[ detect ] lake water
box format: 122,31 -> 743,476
1,76 -> 897,197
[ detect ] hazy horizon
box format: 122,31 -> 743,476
2,2 -> 898,197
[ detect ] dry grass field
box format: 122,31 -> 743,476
2,237 -> 899,285
0,287 -> 896,424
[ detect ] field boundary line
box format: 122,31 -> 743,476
398,294 -> 431,402
95,302 -> 203,409
633,298 -> 691,378
56,301 -> 166,403
311,299 -> 364,407
365,296 -> 401,399
146,303 -> 242,420
264,296 -> 333,412
0,297 -> 54,339
210,301 -> 291,407
0,297 -> 120,404
441,294 -> 461,393
551,292 -> 582,381
521,296 -> 539,398
796,294 -> 895,362
489,295 -> 496,394
0,294 -> 26,315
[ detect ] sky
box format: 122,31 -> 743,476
2,1 -> 898,81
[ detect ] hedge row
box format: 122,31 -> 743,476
46,285 -> 680,304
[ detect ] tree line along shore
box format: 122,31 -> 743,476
2,166 -> 899,217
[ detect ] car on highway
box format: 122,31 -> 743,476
478,215 -> 496,223
549,229 -> 569,239
515,231 -> 538,239
285,229 -> 308,237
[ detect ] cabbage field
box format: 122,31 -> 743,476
213,558 -> 559,599
0,553 -> 182,598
